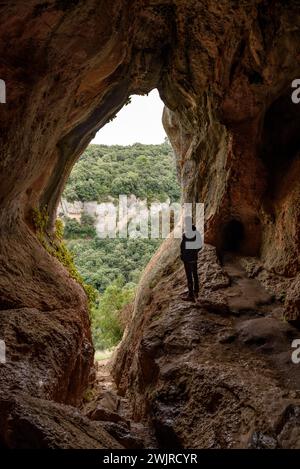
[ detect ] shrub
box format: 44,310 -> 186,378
32,207 -> 97,309
92,277 -> 135,350
64,213 -> 97,239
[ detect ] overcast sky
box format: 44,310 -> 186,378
92,89 -> 166,145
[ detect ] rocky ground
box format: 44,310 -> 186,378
1,243 -> 300,448
83,359 -> 156,449
113,245 -> 300,448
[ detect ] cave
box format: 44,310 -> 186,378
261,90 -> 300,188
259,87 -> 300,274
221,219 -> 245,253
1,0 -> 300,452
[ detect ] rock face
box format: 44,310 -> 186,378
0,0 -> 300,448
114,246 -> 300,448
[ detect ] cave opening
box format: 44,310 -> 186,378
58,89 -> 180,356
260,89 -> 300,192
221,219 -> 245,253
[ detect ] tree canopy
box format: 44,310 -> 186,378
62,141 -> 180,350
63,142 -> 180,204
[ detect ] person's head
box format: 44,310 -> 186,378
184,216 -> 193,233
184,216 -> 197,237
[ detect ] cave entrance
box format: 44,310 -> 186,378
260,89 -> 300,193
221,219 -> 245,253
58,89 -> 180,357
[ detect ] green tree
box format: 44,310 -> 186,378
92,277 -> 135,350
61,141 -> 180,350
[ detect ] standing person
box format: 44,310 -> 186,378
180,216 -> 203,302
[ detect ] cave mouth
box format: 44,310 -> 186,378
60,90 -> 181,354
221,219 -> 245,253
260,89 -> 300,189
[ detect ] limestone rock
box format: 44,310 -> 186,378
1,0 -> 300,448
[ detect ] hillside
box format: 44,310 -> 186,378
61,142 -> 180,349
63,141 -> 180,204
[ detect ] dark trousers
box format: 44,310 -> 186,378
184,261 -> 199,295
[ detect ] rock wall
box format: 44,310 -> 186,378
58,195 -> 160,236
0,0 -> 300,448
113,246 -> 300,448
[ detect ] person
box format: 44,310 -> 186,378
180,216 -> 203,302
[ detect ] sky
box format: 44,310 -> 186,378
92,89 -> 166,145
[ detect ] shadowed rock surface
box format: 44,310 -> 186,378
113,246 -> 300,448
0,0 -> 300,448
0,392 -> 122,449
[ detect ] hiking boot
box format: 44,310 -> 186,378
194,291 -> 199,299
182,293 -> 195,302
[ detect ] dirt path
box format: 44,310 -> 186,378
220,254 -> 300,390
83,356 -> 156,448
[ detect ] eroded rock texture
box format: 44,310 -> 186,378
0,0 -> 300,448
114,246 -> 300,448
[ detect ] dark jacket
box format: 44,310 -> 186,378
180,228 -> 202,262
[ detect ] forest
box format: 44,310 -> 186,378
62,141 -> 180,350
63,141 -> 180,203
